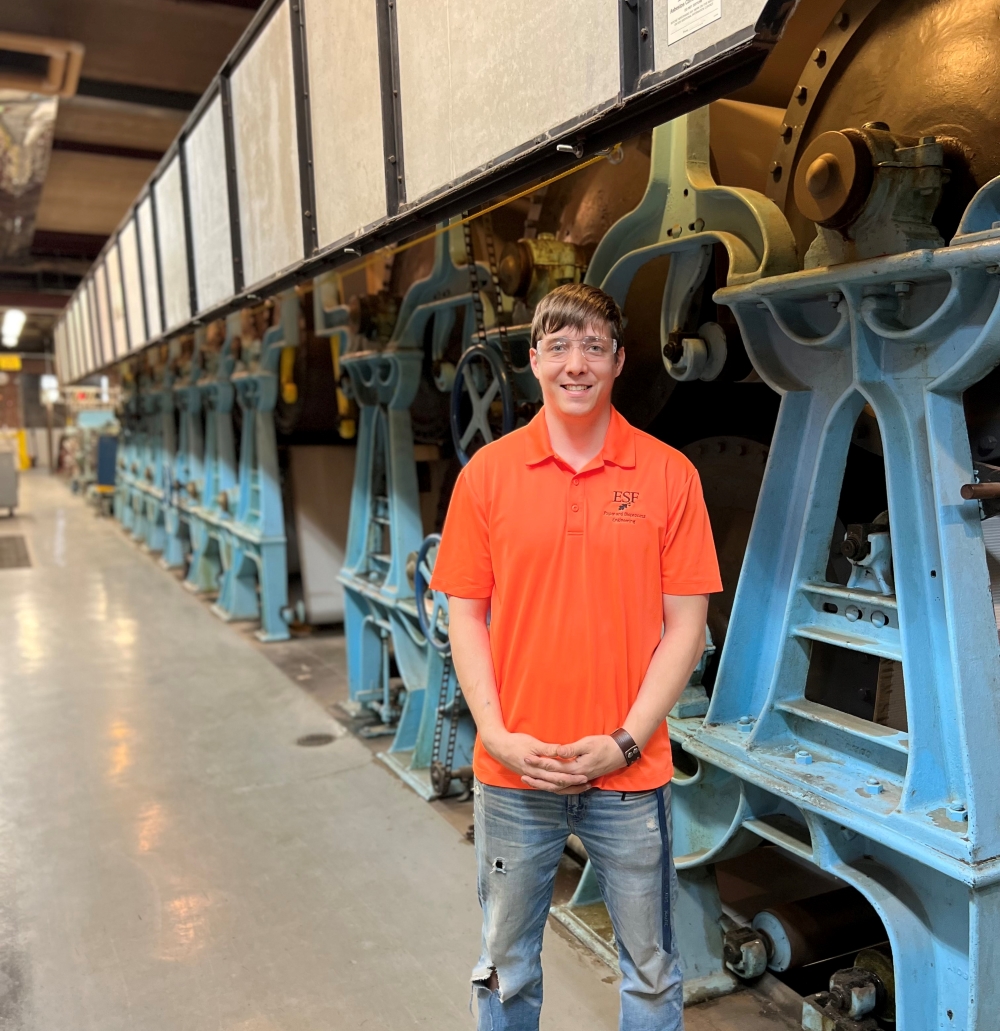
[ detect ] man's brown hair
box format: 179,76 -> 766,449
530,283 -> 624,354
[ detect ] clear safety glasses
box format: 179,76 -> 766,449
533,336 -> 619,363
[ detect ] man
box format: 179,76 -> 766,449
430,283 -> 722,1030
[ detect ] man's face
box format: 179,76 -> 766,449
529,321 -> 625,419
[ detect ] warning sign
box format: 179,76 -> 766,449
667,0 -> 723,46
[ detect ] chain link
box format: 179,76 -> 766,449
430,653 -> 465,799
462,219 -> 489,348
481,212 -> 511,367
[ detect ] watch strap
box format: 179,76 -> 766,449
610,728 -> 641,766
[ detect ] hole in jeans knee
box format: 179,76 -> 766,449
491,857 -> 507,874
473,966 -> 501,994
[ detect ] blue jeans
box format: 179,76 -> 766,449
472,781 -> 683,1031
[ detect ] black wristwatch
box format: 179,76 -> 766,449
611,728 -> 641,766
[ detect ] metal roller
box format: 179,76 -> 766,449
751,888 -> 887,973
725,888 -> 887,979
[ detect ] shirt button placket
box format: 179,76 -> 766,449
568,476 -> 584,534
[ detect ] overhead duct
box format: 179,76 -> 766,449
0,33 -> 84,262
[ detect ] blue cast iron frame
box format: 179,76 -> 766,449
338,225 -> 485,798
185,316 -> 238,597
210,292 -> 299,643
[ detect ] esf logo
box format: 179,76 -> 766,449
613,490 -> 639,511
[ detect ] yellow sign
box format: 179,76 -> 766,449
0,355 -> 21,371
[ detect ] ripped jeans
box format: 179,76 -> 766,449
472,781 -> 683,1031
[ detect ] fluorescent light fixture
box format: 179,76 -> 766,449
1,309 -> 26,348
40,374 -> 60,405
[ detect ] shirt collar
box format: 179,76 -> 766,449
524,406 -> 636,470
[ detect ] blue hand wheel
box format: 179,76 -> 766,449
414,533 -> 451,653
450,344 -> 515,466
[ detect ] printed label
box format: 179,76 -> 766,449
667,0 -> 723,46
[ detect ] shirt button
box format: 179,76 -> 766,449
571,504 -> 579,512
572,478 -> 579,486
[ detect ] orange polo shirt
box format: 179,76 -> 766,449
430,406 -> 722,791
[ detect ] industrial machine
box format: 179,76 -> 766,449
185,316 -> 238,596
51,0 -> 1000,1025
209,291 -> 299,642
162,334 -> 202,570
336,227 -> 486,796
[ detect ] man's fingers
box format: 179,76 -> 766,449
521,775 -> 563,792
523,756 -> 570,773
555,784 -> 590,795
520,766 -> 588,787
557,738 -> 594,758
521,775 -> 587,793
529,739 -> 562,757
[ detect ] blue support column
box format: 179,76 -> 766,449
115,372 -> 139,530
211,293 -> 298,642
338,225 -> 485,795
186,318 -> 238,596
671,175 -> 1000,1030
162,335 -> 203,570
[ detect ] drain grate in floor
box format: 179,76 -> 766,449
0,535 -> 30,569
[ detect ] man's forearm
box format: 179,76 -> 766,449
447,599 -> 506,743
623,594 -> 709,750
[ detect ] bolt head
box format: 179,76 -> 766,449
795,750 -> 814,765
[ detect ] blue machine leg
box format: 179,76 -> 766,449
338,226 -> 486,791
211,293 -> 297,642
185,318 -> 237,596
670,164 -> 1000,1030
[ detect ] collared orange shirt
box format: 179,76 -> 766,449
430,406 -> 722,791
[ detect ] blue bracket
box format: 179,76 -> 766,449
114,372 -> 140,531
162,334 -> 204,570
185,317 -> 238,595
586,107 -> 796,382
672,174 -> 1000,1029
131,357 -> 175,554
339,225 -> 483,794
313,270 -> 358,440
211,292 -> 298,642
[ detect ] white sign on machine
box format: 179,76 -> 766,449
667,0 -> 723,44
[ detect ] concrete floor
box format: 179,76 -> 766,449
0,472 -> 802,1031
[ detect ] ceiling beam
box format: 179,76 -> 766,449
76,77 -> 200,111
30,230 -> 107,260
51,137 -> 164,162
0,291 -> 70,310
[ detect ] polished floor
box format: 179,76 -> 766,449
0,473 -> 622,1030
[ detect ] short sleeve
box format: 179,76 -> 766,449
660,466 -> 723,595
430,464 -> 495,598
